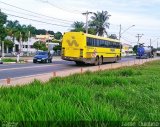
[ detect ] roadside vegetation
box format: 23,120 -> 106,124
0,61 -> 160,122
2,58 -> 24,63
2,58 -> 17,62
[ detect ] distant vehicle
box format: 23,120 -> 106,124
136,46 -> 154,59
33,51 -> 52,63
0,57 -> 3,64
61,32 -> 122,65
156,50 -> 160,56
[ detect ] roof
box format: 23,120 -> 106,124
65,32 -> 121,43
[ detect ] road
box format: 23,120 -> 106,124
0,57 -> 135,80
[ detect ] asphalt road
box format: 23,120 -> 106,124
0,57 -> 136,80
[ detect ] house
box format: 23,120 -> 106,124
36,34 -> 54,42
122,43 -> 134,56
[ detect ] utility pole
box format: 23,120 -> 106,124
2,41 -> 4,58
27,31 -> 30,56
157,39 -> 159,49
19,32 -> 22,53
119,24 -> 122,40
150,39 -> 152,47
136,34 -> 143,45
82,11 -> 93,34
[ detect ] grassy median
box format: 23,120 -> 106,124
0,61 -> 160,122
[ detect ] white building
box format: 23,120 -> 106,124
2,34 -> 57,56
122,43 -> 134,56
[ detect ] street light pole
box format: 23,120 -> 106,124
82,11 -> 93,34
119,24 -> 122,40
119,25 -> 135,41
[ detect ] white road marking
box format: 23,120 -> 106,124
0,66 -> 71,81
0,64 -> 59,72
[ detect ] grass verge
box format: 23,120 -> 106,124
2,58 -> 17,62
0,61 -> 160,122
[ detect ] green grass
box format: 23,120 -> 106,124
2,58 -> 24,63
2,58 -> 17,62
0,61 -> 160,122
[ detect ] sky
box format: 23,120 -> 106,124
0,0 -> 160,47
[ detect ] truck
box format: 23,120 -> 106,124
136,46 -> 154,59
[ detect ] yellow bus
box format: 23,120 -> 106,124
61,32 -> 122,65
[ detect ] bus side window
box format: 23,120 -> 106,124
107,41 -> 111,48
94,39 -> 97,46
87,37 -> 90,46
97,39 -> 100,47
111,42 -> 114,48
91,38 -> 94,46
113,42 -> 116,48
105,40 -> 108,47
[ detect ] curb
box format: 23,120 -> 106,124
3,61 -> 28,64
0,58 -> 160,87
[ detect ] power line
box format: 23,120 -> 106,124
6,13 -> 71,27
0,1 -> 74,23
121,37 -> 136,44
37,0 -> 82,14
1,7 -> 72,25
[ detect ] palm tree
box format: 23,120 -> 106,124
71,21 -> 85,32
6,20 -> 20,52
89,11 -> 111,36
6,20 -> 19,40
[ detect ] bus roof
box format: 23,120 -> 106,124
64,32 -> 120,43
85,33 -> 120,43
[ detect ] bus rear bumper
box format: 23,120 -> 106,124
61,56 -> 95,64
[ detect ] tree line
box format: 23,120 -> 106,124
0,10 -> 117,52
0,11 -> 63,51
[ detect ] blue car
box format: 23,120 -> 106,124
33,51 -> 52,63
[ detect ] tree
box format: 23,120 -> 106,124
33,41 -> 47,51
88,28 -> 96,35
4,39 -> 14,48
0,11 -> 7,41
54,32 -> 62,40
108,34 -> 118,39
53,45 -> 61,52
89,11 -> 110,36
133,45 -> 138,54
36,29 -> 47,35
27,24 -> 36,36
71,21 -> 85,32
48,30 -> 54,35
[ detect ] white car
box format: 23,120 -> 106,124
157,50 -> 160,56
0,57 -> 3,64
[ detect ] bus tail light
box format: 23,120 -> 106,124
80,49 -> 83,57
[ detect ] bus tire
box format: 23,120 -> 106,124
99,56 -> 103,65
94,56 -> 99,66
114,56 -> 119,63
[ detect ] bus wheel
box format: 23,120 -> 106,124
114,56 -> 118,63
94,56 -> 99,66
99,57 -> 103,65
